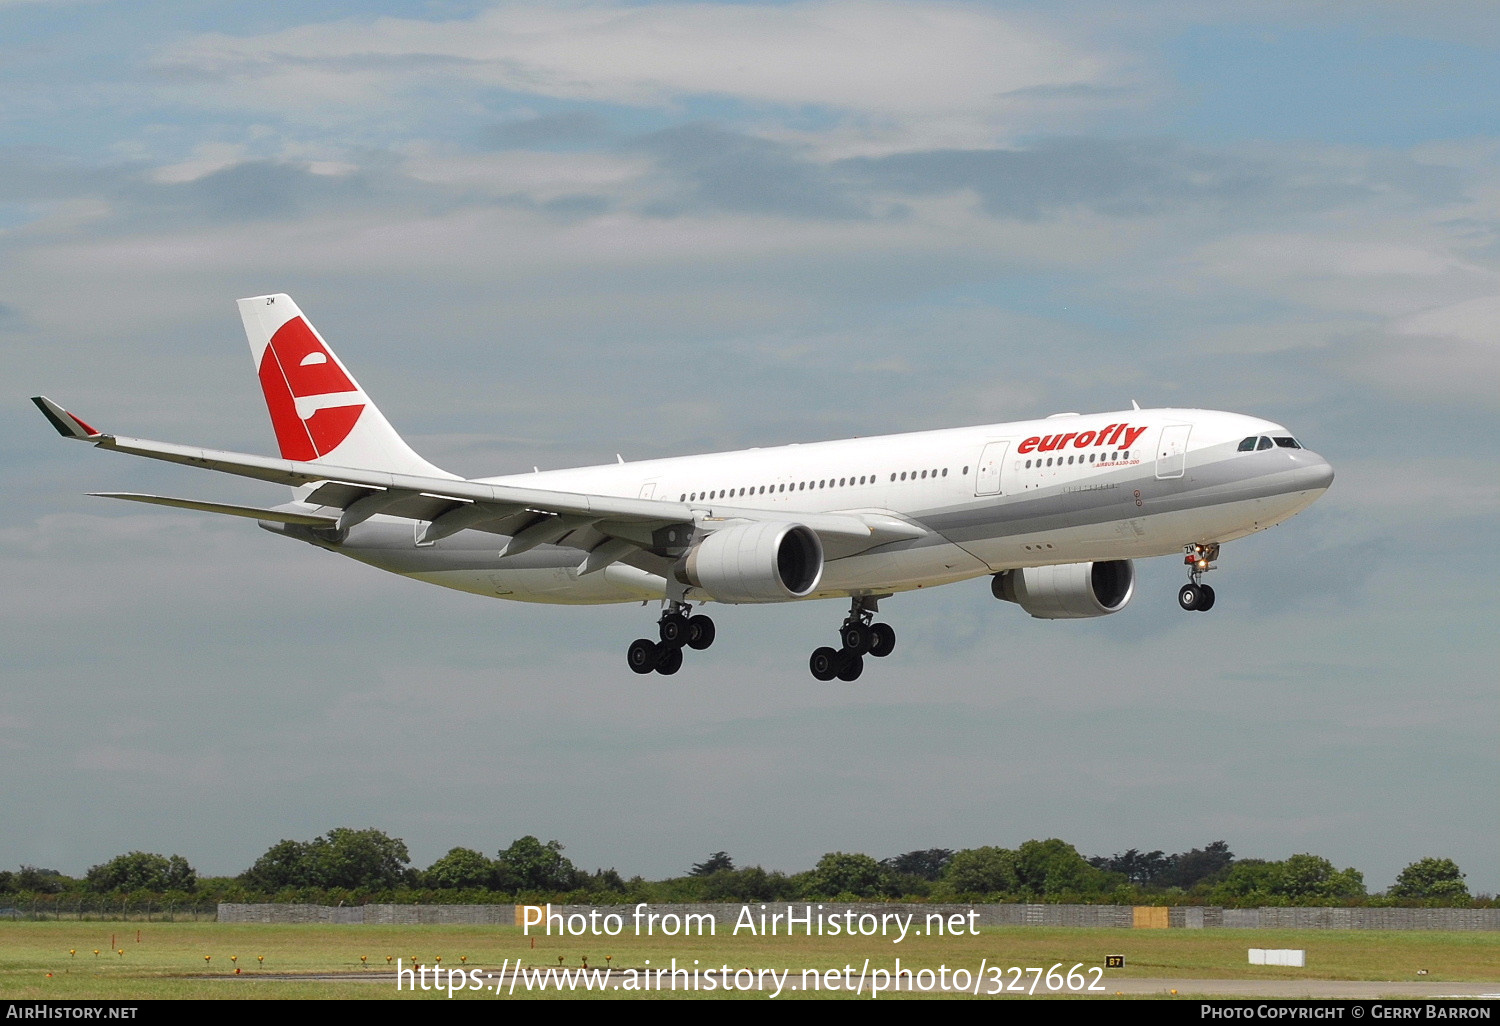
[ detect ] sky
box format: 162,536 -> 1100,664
2,1 -> 1496,895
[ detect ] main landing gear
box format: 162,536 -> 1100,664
627,601 -> 716,675
809,596 -> 896,682
1178,542 -> 1220,612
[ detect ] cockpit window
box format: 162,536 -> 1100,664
1273,437 -> 1301,449
1238,436 -> 1257,452
1256,436 -> 1274,451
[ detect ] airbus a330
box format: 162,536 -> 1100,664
35,294 -> 1334,680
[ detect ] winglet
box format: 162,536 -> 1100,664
31,396 -> 103,440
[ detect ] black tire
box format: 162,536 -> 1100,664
867,622 -> 896,658
659,613 -> 689,646
627,638 -> 659,674
810,647 -> 840,682
840,622 -> 871,655
1197,584 -> 1216,612
655,644 -> 684,675
1178,583 -> 1201,611
687,614 -> 716,650
836,653 -> 865,682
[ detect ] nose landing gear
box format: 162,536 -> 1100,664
1178,542 -> 1220,612
810,596 -> 896,681
627,601 -> 716,675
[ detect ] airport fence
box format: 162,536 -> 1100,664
2,897 -> 218,921
216,902 -> 1500,931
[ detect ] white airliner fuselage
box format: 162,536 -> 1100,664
36,294 -> 1333,681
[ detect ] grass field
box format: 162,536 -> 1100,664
2,920 -> 1497,1000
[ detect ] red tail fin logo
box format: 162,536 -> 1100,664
256,316 -> 365,461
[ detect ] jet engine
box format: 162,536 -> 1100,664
679,521 -> 824,603
991,560 -> 1135,619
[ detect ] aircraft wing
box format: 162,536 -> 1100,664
89,492 -> 340,527
34,397 -> 927,564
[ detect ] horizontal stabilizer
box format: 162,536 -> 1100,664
89,492 -> 338,527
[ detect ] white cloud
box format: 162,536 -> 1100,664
1394,293 -> 1500,342
156,2 -> 1129,148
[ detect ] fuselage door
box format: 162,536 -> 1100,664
638,481 -> 657,500
975,441 -> 1010,496
1155,425 -> 1191,479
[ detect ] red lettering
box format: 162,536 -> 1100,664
1018,437 -> 1039,454
1057,432 -> 1078,448
1036,434 -> 1061,452
1121,425 -> 1148,449
1074,431 -> 1096,447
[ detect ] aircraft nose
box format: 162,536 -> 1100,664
1294,453 -> 1334,492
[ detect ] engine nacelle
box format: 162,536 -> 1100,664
680,521 -> 824,603
991,560 -> 1135,619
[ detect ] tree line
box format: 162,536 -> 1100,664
0,830 -> 1483,909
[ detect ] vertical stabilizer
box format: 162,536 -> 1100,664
238,294 -> 457,479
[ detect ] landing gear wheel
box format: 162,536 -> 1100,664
627,638 -> 659,674
867,622 -> 896,658
836,653 -> 865,682
1178,583 -> 1202,611
686,614 -> 716,650
659,613 -> 690,646
654,644 -> 683,675
1196,584 -> 1215,612
840,622 -> 871,655
810,647 -> 841,682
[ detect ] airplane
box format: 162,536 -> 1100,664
33,293 -> 1334,681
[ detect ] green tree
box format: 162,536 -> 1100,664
318,828 -> 410,889
86,852 -> 196,893
883,849 -> 953,881
1014,838 -> 1103,899
242,839 -> 317,890
241,828 -> 411,891
690,852 -> 735,876
496,836 -> 577,893
424,847 -> 494,890
1212,854 -> 1364,905
13,866 -> 66,894
1167,841 -> 1234,888
944,847 -> 1019,895
807,852 -> 883,898
1274,853 -> 1365,902
1211,858 -> 1278,904
1390,858 -> 1469,902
